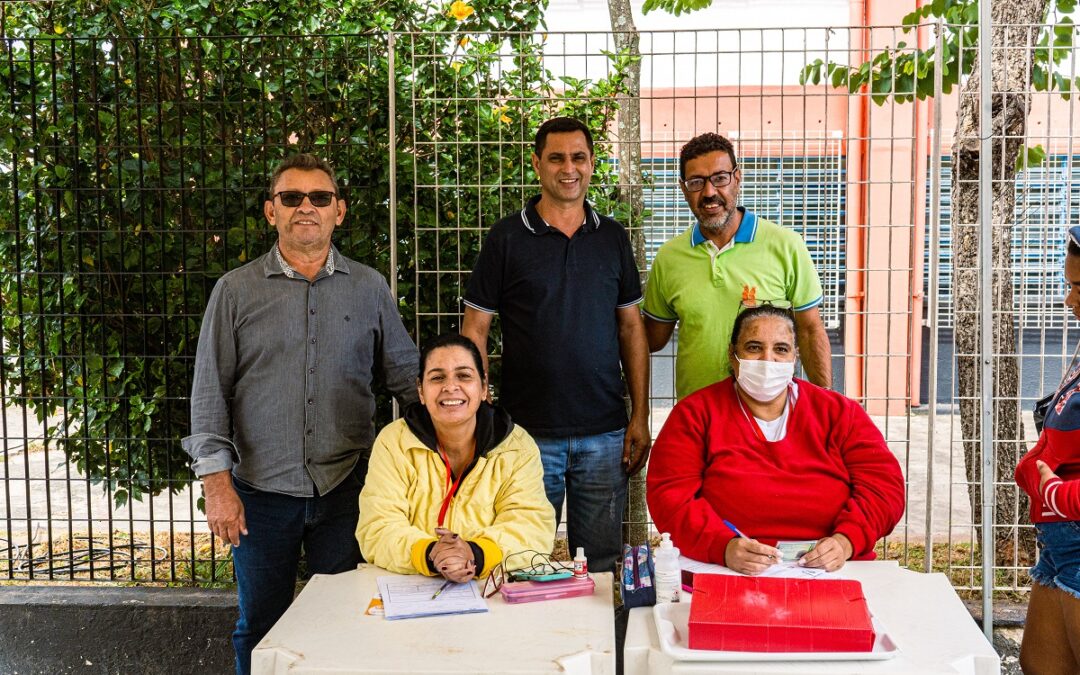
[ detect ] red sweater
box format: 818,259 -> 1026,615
1015,364 -> 1080,522
646,378 -> 905,564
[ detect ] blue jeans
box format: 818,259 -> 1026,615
534,429 -> 627,577
230,466 -> 364,675
1031,521 -> 1080,599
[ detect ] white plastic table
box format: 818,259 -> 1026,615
251,563 -> 615,674
623,561 -> 1001,675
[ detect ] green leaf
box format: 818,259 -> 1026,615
1034,66 -> 1049,91
831,66 -> 848,90
1015,144 -> 1048,172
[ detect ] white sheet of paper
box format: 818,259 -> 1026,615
759,562 -> 842,579
376,575 -> 488,620
678,555 -> 737,576
678,555 -> 841,581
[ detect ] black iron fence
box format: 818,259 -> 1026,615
1,33 -> 401,583
0,25 -> 632,583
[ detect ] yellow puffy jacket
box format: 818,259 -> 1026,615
356,403 -> 556,578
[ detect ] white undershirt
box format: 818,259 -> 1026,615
752,382 -> 800,442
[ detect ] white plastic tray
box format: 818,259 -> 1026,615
652,599 -> 900,662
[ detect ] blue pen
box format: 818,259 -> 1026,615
722,519 -> 748,539
723,519 -> 779,561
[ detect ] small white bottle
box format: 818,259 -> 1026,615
654,532 -> 681,603
573,547 -> 588,578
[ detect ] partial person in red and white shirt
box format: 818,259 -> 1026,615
646,304 -> 904,575
1015,225 -> 1080,675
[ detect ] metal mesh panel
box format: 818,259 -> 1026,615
0,18 -> 1074,607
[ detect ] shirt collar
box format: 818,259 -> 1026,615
265,243 -> 348,278
690,206 -> 756,247
520,194 -> 601,235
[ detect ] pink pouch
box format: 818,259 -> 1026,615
499,575 -> 596,603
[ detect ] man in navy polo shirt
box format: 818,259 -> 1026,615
462,117 -> 651,575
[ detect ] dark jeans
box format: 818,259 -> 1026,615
230,467 -> 363,675
534,428 -> 628,576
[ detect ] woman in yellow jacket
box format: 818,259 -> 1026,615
357,333 -> 556,582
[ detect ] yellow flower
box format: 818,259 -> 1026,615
500,114 -> 512,124
450,61 -> 463,73
459,36 -> 470,47
54,25 -> 66,35
448,0 -> 474,22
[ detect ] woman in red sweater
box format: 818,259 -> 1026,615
646,304 -> 905,575
1014,226 -> 1080,675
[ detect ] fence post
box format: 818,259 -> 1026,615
388,31 -> 398,300
925,17 -> 945,575
388,31 -> 401,420
978,2 -> 995,641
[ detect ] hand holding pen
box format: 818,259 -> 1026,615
722,519 -> 782,576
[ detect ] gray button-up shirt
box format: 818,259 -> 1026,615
182,244 -> 419,497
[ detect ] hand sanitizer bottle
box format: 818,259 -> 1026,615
654,533 -> 681,603
573,547 -> 588,579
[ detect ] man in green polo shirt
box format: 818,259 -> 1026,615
643,132 -> 831,400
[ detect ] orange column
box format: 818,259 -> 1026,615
846,0 -> 931,414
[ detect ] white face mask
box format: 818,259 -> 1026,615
735,357 -> 795,402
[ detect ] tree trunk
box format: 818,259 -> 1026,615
607,0 -> 649,547
952,0 -> 1047,568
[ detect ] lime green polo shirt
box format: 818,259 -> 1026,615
642,208 -> 823,400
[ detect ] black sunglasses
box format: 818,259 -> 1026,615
682,168 -> 738,193
273,190 -> 337,208
738,298 -> 793,314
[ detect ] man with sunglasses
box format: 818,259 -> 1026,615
462,117 -> 651,578
183,153 -> 418,674
642,132 -> 831,400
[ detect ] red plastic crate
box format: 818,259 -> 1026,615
688,575 -> 875,652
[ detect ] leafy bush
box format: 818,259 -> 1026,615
0,0 -> 631,507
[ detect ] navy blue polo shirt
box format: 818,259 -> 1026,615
464,195 -> 643,437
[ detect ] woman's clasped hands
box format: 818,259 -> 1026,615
430,527 -> 476,583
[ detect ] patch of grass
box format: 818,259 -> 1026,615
0,530 -> 234,587
874,540 -> 1032,602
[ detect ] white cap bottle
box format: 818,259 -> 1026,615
573,547 -> 588,578
654,533 -> 681,603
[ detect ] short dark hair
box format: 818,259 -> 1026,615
679,132 -> 738,179
534,117 -> 594,157
268,153 -> 339,196
730,305 -> 797,347
420,333 -> 486,381
1069,240 -> 1080,257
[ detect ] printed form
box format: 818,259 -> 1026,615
376,575 -> 488,620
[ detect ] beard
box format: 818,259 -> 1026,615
695,196 -> 736,235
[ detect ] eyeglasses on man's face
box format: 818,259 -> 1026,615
681,168 -> 738,193
273,190 -> 338,208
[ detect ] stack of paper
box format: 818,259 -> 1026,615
376,576 -> 488,620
